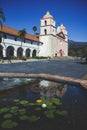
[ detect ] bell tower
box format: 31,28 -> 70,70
39,11 -> 57,57
40,11 -> 56,36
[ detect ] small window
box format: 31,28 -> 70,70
14,36 -> 17,41
44,29 -> 47,35
3,34 -> 7,39
31,41 -> 33,44
24,39 -> 26,43
45,20 -> 47,25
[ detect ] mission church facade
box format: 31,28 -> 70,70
0,11 -> 68,58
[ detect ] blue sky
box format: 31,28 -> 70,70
1,0 -> 87,42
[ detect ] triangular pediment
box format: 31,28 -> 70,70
57,32 -> 65,39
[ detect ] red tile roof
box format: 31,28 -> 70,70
0,25 -> 41,43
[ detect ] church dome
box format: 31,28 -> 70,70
57,24 -> 67,35
43,11 -> 53,19
60,24 -> 66,30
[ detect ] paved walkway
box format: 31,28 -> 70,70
0,59 -> 87,79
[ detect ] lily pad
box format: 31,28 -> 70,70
28,115 -> 40,122
1,120 -> 18,128
3,113 -> 12,119
0,107 -> 9,114
10,106 -> 19,114
51,98 -> 62,105
56,110 -> 68,116
29,102 -> 35,106
20,115 -> 29,120
13,99 -> 20,103
44,110 -> 55,119
19,100 -> 29,105
35,107 -> 41,111
18,108 -> 26,115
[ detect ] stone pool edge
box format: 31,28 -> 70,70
0,73 -> 87,89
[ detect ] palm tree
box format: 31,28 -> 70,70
0,8 -> 6,43
32,26 -> 37,34
18,28 -> 27,47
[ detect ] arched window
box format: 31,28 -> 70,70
17,47 -> 23,59
26,48 -> 31,57
6,46 -> 14,58
0,45 -> 3,57
32,49 -> 36,57
45,20 -> 47,25
44,29 -> 47,35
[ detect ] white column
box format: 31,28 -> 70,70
13,48 -> 17,57
3,48 -> 6,57
30,49 -> 33,57
23,48 -> 26,57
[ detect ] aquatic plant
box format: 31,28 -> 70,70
42,103 -> 47,108
13,99 -> 20,103
19,115 -> 29,120
3,113 -> 12,119
44,110 -> 55,119
0,107 -> 9,114
10,106 -> 19,114
18,108 -> 26,115
28,115 -> 40,122
51,98 -> 62,105
56,110 -> 68,116
34,107 -> 41,111
19,100 -> 29,106
11,106 -> 19,110
28,102 -> 35,106
1,120 -> 18,128
36,99 -> 42,103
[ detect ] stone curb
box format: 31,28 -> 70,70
0,73 -> 87,89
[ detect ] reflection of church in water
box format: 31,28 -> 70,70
39,80 -> 67,99
0,11 -> 68,58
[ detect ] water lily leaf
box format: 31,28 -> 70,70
18,108 -> 26,115
0,107 -> 9,114
11,106 -> 19,110
29,102 -> 35,106
51,98 -> 62,105
44,110 -> 55,119
56,110 -> 68,116
3,113 -> 12,119
28,115 -> 40,122
47,105 -> 56,109
20,115 -> 29,120
1,120 -> 18,128
13,99 -> 20,103
35,107 -> 41,111
19,100 -> 29,105
10,106 -> 19,114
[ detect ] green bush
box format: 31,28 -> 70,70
22,56 -> 27,61
32,56 -> 50,59
11,56 -> 17,60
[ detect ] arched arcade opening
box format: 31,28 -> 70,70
17,47 -> 23,59
6,46 -> 14,58
26,48 -> 31,57
32,49 -> 37,57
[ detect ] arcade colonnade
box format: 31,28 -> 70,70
0,39 -> 39,59
0,25 -> 42,59
0,45 -> 38,58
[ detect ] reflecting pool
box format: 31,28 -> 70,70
0,78 -> 87,130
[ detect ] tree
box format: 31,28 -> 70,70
0,8 -> 6,43
18,28 -> 27,47
32,26 -> 37,34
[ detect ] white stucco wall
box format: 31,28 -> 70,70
39,35 -> 57,57
0,35 -> 40,57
